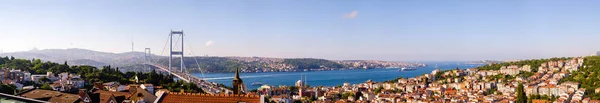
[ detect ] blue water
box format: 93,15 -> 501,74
192,62 -> 483,90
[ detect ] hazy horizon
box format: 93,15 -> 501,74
0,48 -> 587,62
2,0 -> 600,61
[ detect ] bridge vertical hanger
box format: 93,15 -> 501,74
169,30 -> 185,73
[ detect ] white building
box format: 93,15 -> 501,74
431,69 -> 441,75
69,78 -> 85,88
59,72 -> 69,80
23,73 -> 31,81
525,86 -> 538,96
521,65 -> 531,72
141,84 -> 154,93
30,75 -> 47,82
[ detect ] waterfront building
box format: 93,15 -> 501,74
431,69 -> 441,75
257,84 -> 272,96
295,76 -> 304,87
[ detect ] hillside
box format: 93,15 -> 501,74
157,57 -> 425,73
560,56 -> 600,99
0,48 -> 148,68
0,48 -> 425,73
0,56 -> 203,94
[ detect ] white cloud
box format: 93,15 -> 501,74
342,10 -> 358,19
205,40 -> 213,47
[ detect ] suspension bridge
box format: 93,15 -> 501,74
142,30 -> 231,94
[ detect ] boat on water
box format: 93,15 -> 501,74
251,82 -> 263,86
398,67 -> 416,71
385,67 -> 401,69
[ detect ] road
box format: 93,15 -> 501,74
149,64 -> 232,94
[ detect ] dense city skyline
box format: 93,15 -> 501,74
2,0 -> 600,61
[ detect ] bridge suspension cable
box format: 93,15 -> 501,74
147,31 -> 204,80
144,30 -> 230,94
183,35 -> 206,80
172,35 -> 182,51
154,34 -> 182,64
156,35 -> 171,64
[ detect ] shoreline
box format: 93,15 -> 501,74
187,63 -> 485,74
194,63 -> 485,89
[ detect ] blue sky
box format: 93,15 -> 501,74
1,0 -> 599,61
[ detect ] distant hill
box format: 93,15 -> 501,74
69,59 -> 109,68
156,57 -> 426,73
0,48 -> 148,68
0,48 -> 425,73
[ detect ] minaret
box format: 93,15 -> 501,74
232,68 -> 243,94
304,74 -> 307,86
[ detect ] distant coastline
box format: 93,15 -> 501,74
191,65 -> 429,73
1,48 -> 499,73
194,62 -> 484,89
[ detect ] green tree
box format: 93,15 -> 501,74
341,92 -> 354,100
39,77 -> 51,83
288,86 -> 299,95
0,84 -> 17,95
40,83 -> 53,90
374,87 -> 383,93
516,82 -> 527,103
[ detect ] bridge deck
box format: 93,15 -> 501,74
148,64 -> 231,94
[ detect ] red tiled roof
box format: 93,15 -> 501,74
20,89 -> 80,103
93,90 -> 131,98
159,92 -> 262,103
93,90 -> 132,103
532,99 -> 550,103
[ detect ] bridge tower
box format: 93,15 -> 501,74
144,48 -> 151,63
169,30 -> 185,73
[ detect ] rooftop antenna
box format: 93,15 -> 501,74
131,37 -> 134,52
68,43 -> 73,62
